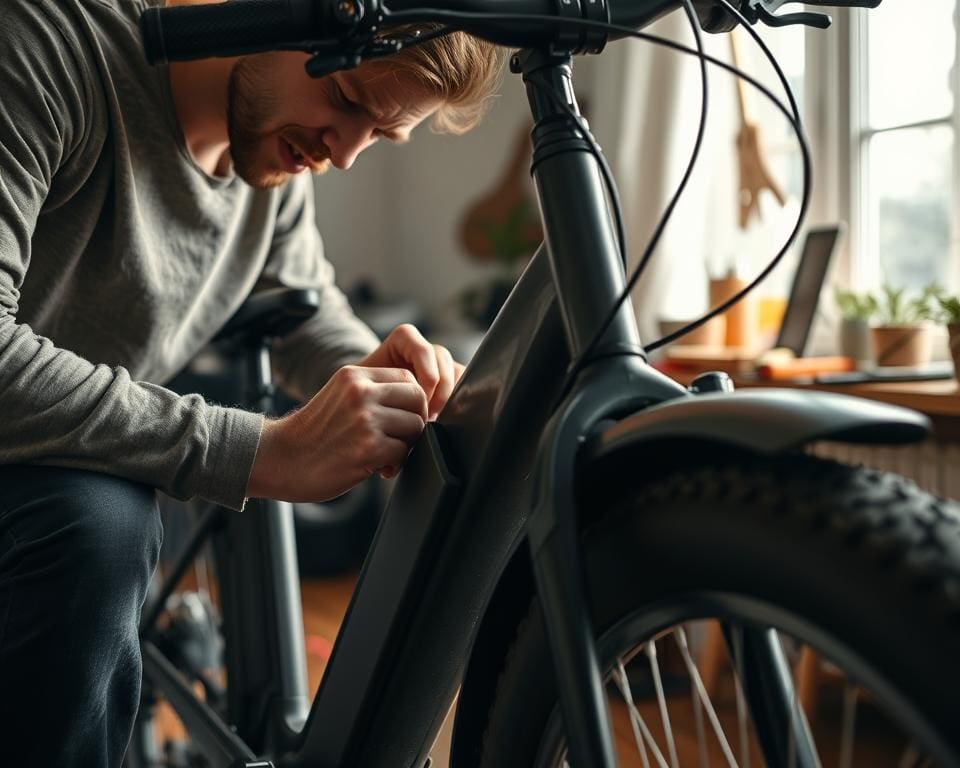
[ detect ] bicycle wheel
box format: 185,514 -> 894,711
478,453 -> 960,767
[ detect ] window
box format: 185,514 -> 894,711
850,1 -> 959,292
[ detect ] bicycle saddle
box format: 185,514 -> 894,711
214,287 -> 320,347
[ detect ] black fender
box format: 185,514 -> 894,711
590,387 -> 931,460
451,387 -> 930,766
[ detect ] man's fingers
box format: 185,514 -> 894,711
428,344 -> 456,420
339,365 -> 429,421
376,408 -> 427,445
392,324 -> 440,402
363,436 -> 412,476
377,380 -> 429,422
354,365 -> 419,385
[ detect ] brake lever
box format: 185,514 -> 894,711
745,0 -> 881,29
305,39 -> 399,79
744,0 -> 831,28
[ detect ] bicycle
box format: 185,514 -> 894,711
129,0 -> 960,766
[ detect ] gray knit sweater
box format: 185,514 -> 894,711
0,0 -> 380,510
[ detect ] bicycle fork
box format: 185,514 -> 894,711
519,48 -> 820,768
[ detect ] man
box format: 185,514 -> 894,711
0,0 -> 501,762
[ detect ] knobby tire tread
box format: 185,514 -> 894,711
477,452 -> 960,767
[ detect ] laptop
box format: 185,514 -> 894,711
775,224 -> 844,357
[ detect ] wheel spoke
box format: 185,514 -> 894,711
731,628 -> 751,768
614,659 -> 670,768
646,641 -> 680,768
839,684 -> 858,768
675,626 -> 740,768
691,658 -> 711,768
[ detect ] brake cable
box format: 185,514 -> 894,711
385,3 -> 810,383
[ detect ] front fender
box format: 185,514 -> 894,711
452,387 -> 930,766
590,387 -> 930,462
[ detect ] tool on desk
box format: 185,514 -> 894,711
664,226 -> 843,376
755,349 -> 855,380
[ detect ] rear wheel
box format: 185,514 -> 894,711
479,454 -> 960,767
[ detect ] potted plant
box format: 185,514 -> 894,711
935,292 -> 960,379
870,284 -> 938,367
834,287 -> 876,363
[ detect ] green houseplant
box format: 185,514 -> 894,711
833,287 -> 877,363
871,284 -> 938,367
935,293 -> 960,379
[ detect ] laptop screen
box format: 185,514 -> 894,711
775,226 -> 843,356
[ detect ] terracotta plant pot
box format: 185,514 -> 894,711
949,324 -> 960,379
870,324 -> 933,367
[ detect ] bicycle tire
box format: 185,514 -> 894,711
478,453 -> 960,766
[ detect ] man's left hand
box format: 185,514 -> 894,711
356,324 -> 465,422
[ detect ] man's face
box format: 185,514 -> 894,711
227,53 -> 440,189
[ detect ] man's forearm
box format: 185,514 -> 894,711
0,315 -> 262,510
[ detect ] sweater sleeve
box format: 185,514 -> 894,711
0,2 -> 262,511
257,174 -> 380,403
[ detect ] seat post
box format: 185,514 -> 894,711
246,343 -> 275,413
217,336 -> 311,747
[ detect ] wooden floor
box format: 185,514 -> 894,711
300,573 -> 358,693
154,573 -> 927,767
300,574 -> 458,765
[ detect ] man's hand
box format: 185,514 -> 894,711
247,365 -> 428,501
246,324 -> 464,502
356,324 -> 465,422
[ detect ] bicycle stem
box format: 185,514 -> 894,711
517,50 -> 646,364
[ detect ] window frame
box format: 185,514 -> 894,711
810,4 -> 960,292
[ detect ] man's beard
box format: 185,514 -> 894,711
226,56 -> 330,189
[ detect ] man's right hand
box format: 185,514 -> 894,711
246,365 -> 428,502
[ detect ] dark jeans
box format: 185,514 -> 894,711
0,466 -> 162,767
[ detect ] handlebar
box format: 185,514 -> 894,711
140,0 -> 327,64
140,0 -> 671,64
140,0 -> 882,67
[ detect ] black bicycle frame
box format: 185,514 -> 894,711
138,29 -> 922,768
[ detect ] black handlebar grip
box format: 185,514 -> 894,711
140,0 -> 321,64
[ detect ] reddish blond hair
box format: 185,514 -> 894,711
379,28 -> 504,134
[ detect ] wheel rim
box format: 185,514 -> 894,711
534,592 -> 953,768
